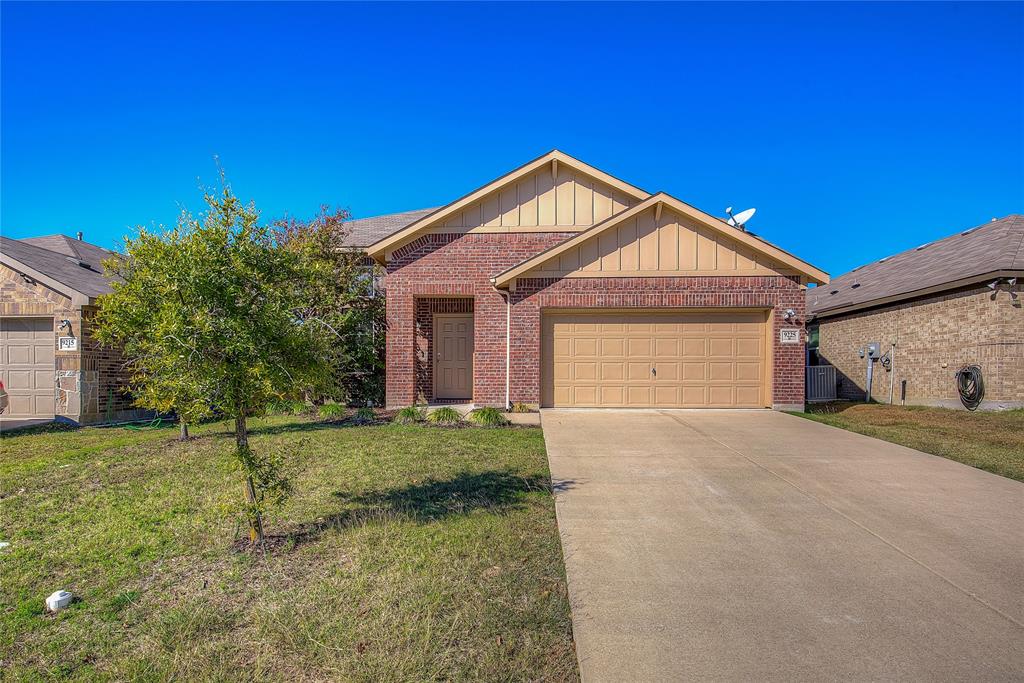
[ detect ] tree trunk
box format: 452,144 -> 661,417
179,419 -> 189,441
235,414 -> 264,544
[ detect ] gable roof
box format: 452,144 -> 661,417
365,150 -> 650,262
342,207 -> 440,248
0,235 -> 116,305
808,214 -> 1024,318
491,192 -> 829,288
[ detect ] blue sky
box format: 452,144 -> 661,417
2,1 -> 1021,277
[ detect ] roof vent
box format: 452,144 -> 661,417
851,283 -> 861,289
878,257 -> 888,263
961,228 -> 976,236
915,243 -> 929,250
830,289 -> 839,295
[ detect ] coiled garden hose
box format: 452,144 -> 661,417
955,365 -> 984,411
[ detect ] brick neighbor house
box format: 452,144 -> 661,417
355,151 -> 828,411
807,215 -> 1024,409
0,234 -> 143,424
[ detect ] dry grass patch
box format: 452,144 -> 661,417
793,403 -> 1024,482
0,416 -> 577,681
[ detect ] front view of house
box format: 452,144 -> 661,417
362,151 -> 828,411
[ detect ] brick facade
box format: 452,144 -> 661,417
1,263 -> 142,424
815,284 -> 1024,408
385,233 -> 808,410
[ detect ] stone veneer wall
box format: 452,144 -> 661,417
815,284 -> 1024,408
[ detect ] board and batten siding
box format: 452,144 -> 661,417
529,205 -> 792,278
435,165 -> 636,232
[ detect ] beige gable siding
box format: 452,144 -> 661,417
434,166 -> 636,233
530,205 -> 792,277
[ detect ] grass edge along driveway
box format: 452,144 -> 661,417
1,416 -> 579,682
791,403 -> 1024,482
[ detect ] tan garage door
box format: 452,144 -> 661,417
542,311 -> 768,408
0,317 -> 56,418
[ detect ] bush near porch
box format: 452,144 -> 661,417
0,416 -> 578,681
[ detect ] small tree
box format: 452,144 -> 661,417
97,180 -> 329,543
271,206 -> 385,406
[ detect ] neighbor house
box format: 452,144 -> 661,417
0,234 -> 143,424
807,215 -> 1024,409
352,151 -> 828,411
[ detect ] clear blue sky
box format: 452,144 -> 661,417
2,1 -> 1021,277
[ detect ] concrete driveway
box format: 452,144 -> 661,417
542,409 -> 1024,681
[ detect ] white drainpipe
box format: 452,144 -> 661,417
494,287 -> 511,409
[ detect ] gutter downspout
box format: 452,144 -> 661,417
493,286 -> 511,410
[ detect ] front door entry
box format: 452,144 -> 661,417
434,314 -> 473,399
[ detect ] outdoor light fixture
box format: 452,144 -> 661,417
59,319 -> 72,333
987,280 -> 999,290
782,308 -> 797,321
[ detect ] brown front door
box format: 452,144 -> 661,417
434,314 -> 473,400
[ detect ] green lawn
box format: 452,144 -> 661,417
0,416 -> 578,682
792,403 -> 1024,482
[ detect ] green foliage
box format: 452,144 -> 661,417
287,400 -> 310,416
271,207 -> 385,406
95,174 -> 331,541
353,406 -> 376,424
467,407 -> 510,427
318,403 -> 346,419
426,406 -> 462,425
510,402 -> 533,413
394,406 -> 425,425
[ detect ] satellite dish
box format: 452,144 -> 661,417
725,207 -> 756,228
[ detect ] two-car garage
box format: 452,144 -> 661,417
541,310 -> 769,408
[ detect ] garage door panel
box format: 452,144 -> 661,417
654,338 -> 679,357
627,362 -> 649,380
600,385 -> 624,404
600,362 -> 624,381
544,310 -> 767,408
575,362 -> 597,380
601,338 -> 624,356
682,362 -> 706,380
736,338 -> 761,357
682,338 -> 706,356
736,385 -> 762,405
709,362 -> 734,381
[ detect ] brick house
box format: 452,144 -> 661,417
355,151 -> 828,411
807,215 -> 1024,409
0,234 -> 143,424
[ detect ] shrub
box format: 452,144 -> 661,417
466,407 -> 510,427
318,403 -> 346,419
393,406 -> 425,425
426,406 -> 462,425
287,400 -> 310,416
353,407 -> 376,424
510,402 -> 533,413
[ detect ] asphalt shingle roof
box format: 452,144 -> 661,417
342,207 -> 440,248
808,214 -> 1024,318
1,235 -> 116,299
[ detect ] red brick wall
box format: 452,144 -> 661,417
385,233 -> 573,407
385,233 -> 807,409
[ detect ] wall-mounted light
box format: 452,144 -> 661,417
59,319 -> 73,334
782,308 -> 797,321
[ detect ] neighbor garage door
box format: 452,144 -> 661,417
0,317 -> 56,418
542,311 -> 768,408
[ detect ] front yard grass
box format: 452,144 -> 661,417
792,403 -> 1024,482
0,416 -> 578,681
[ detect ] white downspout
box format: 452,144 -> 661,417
494,287 -> 511,410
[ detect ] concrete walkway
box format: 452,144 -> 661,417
542,409 -> 1024,682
